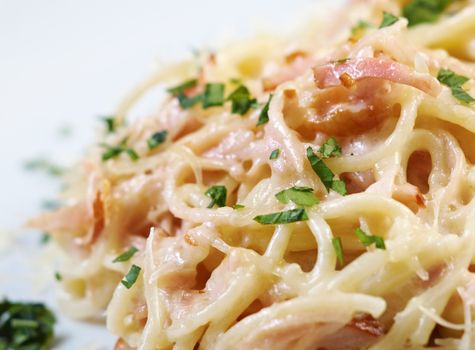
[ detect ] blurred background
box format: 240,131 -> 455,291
0,0 -> 331,348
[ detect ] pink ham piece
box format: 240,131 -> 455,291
313,57 -> 441,96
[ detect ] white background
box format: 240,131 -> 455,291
0,0 -> 335,348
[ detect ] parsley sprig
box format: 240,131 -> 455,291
205,186 -> 227,208
403,0 -> 452,27
306,147 -> 347,195
275,187 -> 319,207
354,228 -> 386,249
437,69 -> 475,104
101,138 -> 139,162
0,300 -> 56,350
380,12 -> 399,28
254,208 -> 308,225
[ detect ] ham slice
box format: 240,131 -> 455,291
313,57 -> 441,96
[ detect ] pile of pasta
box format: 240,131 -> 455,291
30,0 -> 475,349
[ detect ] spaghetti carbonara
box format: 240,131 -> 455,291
29,0 -> 475,349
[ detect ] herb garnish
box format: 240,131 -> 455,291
101,139 -> 139,161
167,79 -> 201,109
205,186 -> 227,208
54,272 -> 62,281
306,147 -> 347,195
202,83 -> 225,108
0,299 -> 56,349
40,233 -> 51,245
24,158 -> 63,177
275,187 -> 319,207
113,246 -> 139,263
121,264 -> 141,289
332,237 -> 344,266
269,148 -> 280,160
233,204 -> 245,209
147,130 -> 168,150
403,0 -> 452,27
354,228 -> 386,249
253,208 -> 308,225
102,116 -> 117,133
379,12 -> 399,28
226,85 -> 257,115
437,69 -> 475,104
318,137 -> 342,159
256,94 -> 273,126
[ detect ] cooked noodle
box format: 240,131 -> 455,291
29,0 -> 475,349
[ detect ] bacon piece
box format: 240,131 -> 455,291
313,57 -> 441,96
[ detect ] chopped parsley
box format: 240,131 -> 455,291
403,0 -> 452,27
205,185 -> 227,208
233,204 -> 245,209
167,79 -> 201,109
101,139 -> 139,162
437,69 -> 475,104
24,158 -> 63,177
379,12 -> 399,28
332,237 -> 344,266
202,83 -> 225,108
226,85 -> 257,115
253,208 -> 308,225
0,299 -> 56,349
121,265 -> 141,289
167,79 -> 198,96
275,187 -> 319,207
147,130 -> 168,150
54,272 -> 62,281
306,147 -> 347,195
318,137 -> 342,159
113,246 -> 139,263
354,228 -> 386,249
102,116 -> 117,133
269,148 -> 280,160
256,94 -> 273,126
40,233 -> 51,245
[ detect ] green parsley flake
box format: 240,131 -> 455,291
275,187 -> 319,207
233,204 -> 245,209
205,185 -> 227,208
54,272 -> 62,281
437,69 -> 475,104
354,228 -> 386,249
318,137 -> 342,158
256,94 -> 273,126
167,79 -> 198,96
253,208 -> 308,225
147,130 -> 168,150
202,83 -> 225,108
113,246 -> 139,263
332,237 -> 344,266
102,116 -> 117,133
306,147 -> 347,195
101,139 -> 139,162
379,12 -> 399,28
226,85 -> 257,115
40,233 -> 51,245
403,0 -> 452,27
0,300 -> 56,349
121,264 -> 141,289
269,148 -> 280,160
24,158 -> 63,177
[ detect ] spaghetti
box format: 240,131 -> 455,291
29,0 -> 475,349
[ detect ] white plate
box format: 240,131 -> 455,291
0,0 -> 340,348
